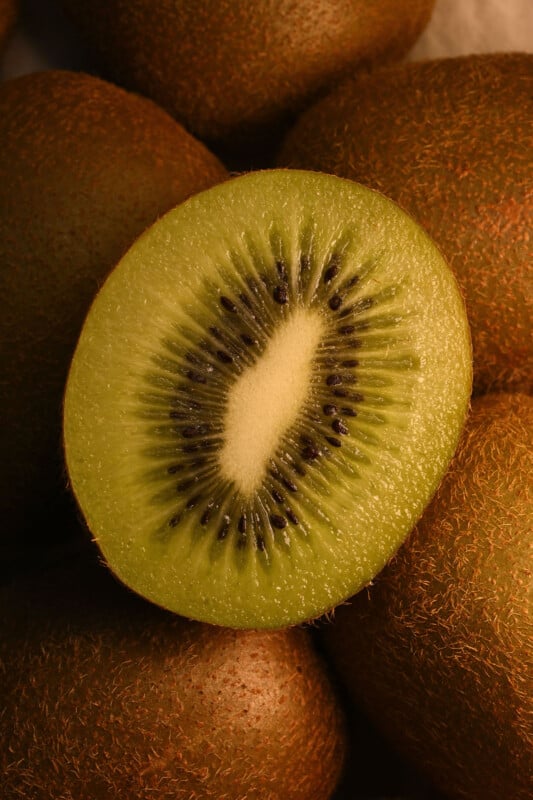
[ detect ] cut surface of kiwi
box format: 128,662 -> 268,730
63,169 -> 472,628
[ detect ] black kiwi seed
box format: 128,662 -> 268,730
338,324 -> 356,335
325,436 -> 342,448
216,350 -> 233,363
217,515 -> 231,540
270,514 -> 288,530
220,295 -> 238,313
200,507 -> 213,526
299,254 -> 310,271
273,285 -> 289,304
182,424 -> 211,438
323,404 -> 338,416
282,477 -> 298,493
323,258 -> 340,283
272,489 -> 284,504
332,419 -> 349,435
241,333 -> 257,346
239,292 -> 254,310
341,407 -> 357,417
327,374 -> 344,386
302,445 -> 320,462
286,508 -> 299,525
329,295 -> 342,311
186,369 -> 208,384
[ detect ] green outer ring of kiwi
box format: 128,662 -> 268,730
63,169 -> 472,629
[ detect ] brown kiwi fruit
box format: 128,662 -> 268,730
278,53 -> 533,395
0,551 -> 347,799
59,0 -> 436,160
0,0 -> 17,53
321,392 -> 533,800
0,69 -> 228,569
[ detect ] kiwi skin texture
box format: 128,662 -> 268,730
0,551 -> 347,800
0,0 -> 17,53
278,53 -> 533,396
0,69 -> 228,567
60,0 -> 435,159
321,392 -> 533,800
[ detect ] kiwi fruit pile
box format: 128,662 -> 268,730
277,52 -> 533,396
1,3 -> 531,798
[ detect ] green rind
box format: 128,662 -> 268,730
63,169 -> 472,628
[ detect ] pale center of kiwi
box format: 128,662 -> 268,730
219,307 -> 324,496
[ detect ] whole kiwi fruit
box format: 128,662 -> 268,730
278,53 -> 533,395
59,0 -> 436,155
63,168 -> 472,629
0,69 -> 227,569
0,552 -> 347,799
322,392 -> 533,800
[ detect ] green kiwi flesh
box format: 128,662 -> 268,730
0,69 -> 227,568
322,392 -> 533,800
277,53 -> 533,395
63,169 -> 472,629
0,553 -> 347,798
60,0 -> 436,149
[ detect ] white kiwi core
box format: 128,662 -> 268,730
219,307 -> 324,496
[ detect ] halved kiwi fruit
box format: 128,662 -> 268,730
63,169 -> 472,629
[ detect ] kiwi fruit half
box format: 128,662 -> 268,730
322,392 -> 533,800
0,69 -> 227,569
63,169 -> 472,629
278,53 -> 533,395
60,0 -> 436,155
0,552 -> 347,799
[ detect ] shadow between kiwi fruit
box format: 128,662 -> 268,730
63,169 -> 472,629
0,552 -> 347,799
321,392 -> 533,800
277,53 -> 533,396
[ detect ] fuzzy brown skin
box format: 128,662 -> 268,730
0,70 -> 228,567
0,0 -> 17,52
278,53 -> 533,396
321,392 -> 533,800
0,551 -> 347,799
60,0 -> 435,151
